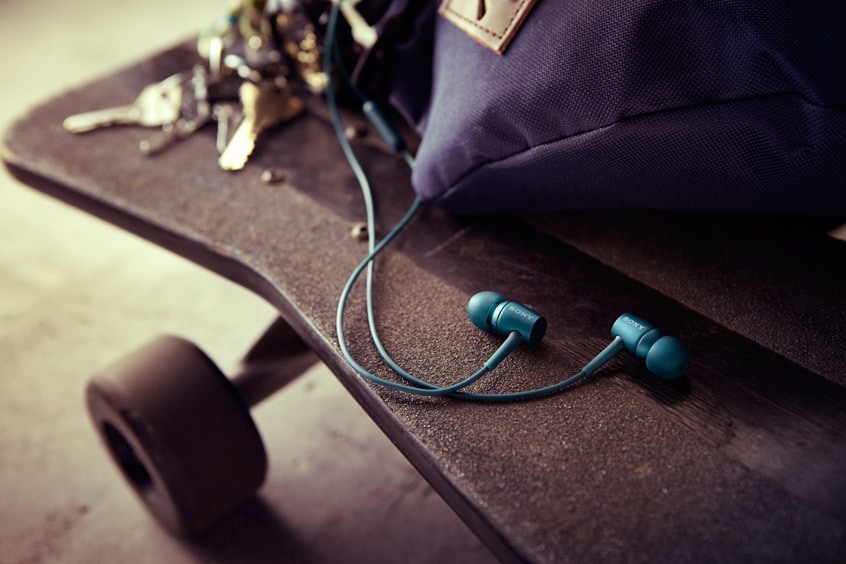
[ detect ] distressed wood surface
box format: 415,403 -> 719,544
3,44 -> 845,563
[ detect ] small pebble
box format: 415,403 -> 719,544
261,168 -> 288,184
345,124 -> 368,140
350,222 -> 376,241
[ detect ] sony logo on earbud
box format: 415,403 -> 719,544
621,316 -> 646,331
507,304 -> 535,321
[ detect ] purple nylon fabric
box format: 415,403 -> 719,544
381,1 -> 846,214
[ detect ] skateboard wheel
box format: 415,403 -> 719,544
85,336 -> 267,534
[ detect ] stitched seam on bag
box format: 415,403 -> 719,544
434,90 -> 836,204
441,0 -> 529,39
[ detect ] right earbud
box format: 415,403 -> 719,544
611,313 -> 690,380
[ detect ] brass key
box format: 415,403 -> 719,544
218,80 -> 303,171
63,72 -> 186,133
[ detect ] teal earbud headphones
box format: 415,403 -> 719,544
467,291 -> 689,382
324,2 -> 689,401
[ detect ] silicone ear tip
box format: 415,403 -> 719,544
467,291 -> 505,333
646,336 -> 690,380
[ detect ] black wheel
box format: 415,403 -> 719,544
86,336 -> 267,534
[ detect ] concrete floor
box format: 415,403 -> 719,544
0,2 -> 495,562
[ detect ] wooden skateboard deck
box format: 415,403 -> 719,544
4,43 -> 845,562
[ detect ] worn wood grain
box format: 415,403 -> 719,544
4,44 -> 845,563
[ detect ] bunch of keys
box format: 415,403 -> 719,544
63,69 -> 303,171
62,0 -> 319,171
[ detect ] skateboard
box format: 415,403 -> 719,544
4,42 -> 846,562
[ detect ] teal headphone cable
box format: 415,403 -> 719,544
325,1 -> 603,400
326,2 -> 501,397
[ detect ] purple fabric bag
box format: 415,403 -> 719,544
373,1 -> 846,214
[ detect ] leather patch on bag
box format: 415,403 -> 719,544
438,0 -> 539,54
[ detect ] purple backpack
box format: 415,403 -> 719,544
365,0 -> 846,214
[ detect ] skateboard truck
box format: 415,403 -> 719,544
85,318 -> 318,534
